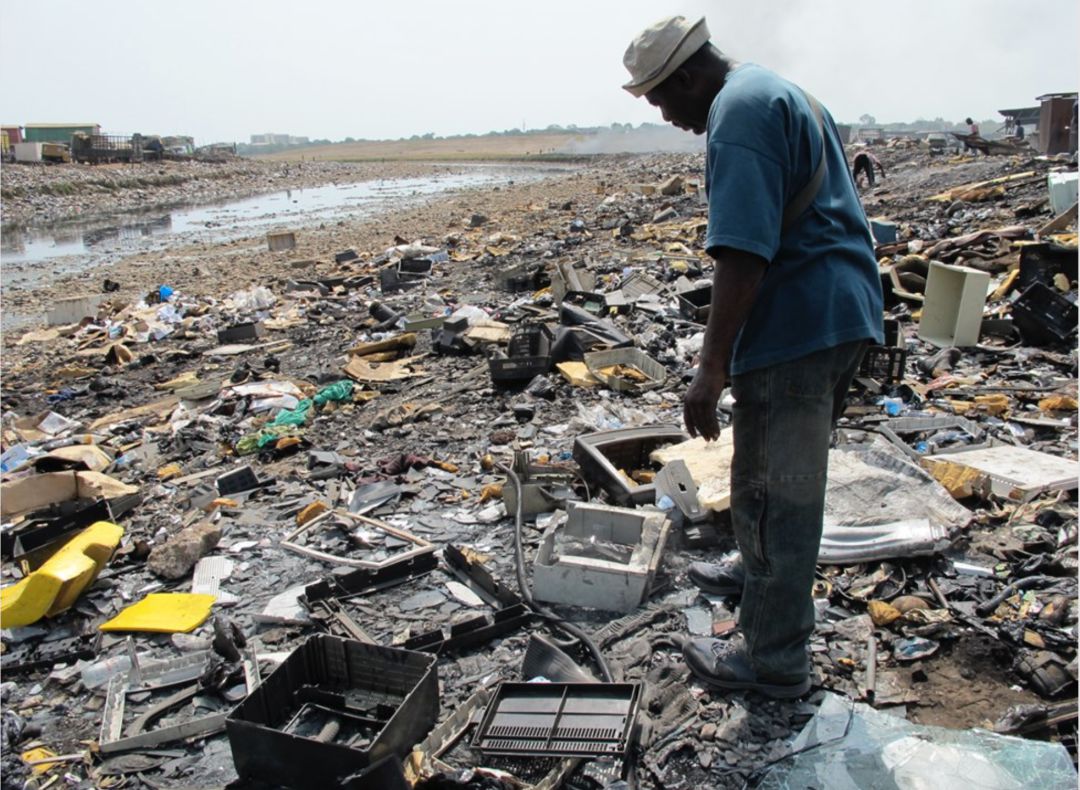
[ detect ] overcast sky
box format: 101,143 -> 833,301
1,0 -> 1076,144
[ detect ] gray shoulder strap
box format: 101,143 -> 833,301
781,90 -> 827,232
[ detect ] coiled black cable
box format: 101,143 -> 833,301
499,462 -> 614,682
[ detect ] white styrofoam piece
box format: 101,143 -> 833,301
943,445 -> 1078,502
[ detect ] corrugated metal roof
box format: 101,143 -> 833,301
24,122 -> 99,128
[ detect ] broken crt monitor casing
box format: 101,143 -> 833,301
227,634 -> 438,789
533,502 -> 670,612
573,425 -> 689,506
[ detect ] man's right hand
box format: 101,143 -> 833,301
683,365 -> 727,441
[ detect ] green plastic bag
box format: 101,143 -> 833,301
270,399 -> 313,427
314,380 -> 354,406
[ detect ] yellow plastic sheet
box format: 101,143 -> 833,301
100,593 -> 215,633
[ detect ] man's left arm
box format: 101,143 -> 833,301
683,246 -> 766,440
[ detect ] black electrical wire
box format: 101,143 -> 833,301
499,462 -> 614,683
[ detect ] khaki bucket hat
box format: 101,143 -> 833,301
622,16 -> 711,97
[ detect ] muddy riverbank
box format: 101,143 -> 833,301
0,160 -> 581,331
0,158 -> 453,228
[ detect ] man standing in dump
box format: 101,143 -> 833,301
623,16 -> 883,698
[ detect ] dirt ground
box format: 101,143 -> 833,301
0,145 -> 1075,789
1,159 -> 602,354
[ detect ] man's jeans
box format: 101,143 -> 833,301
729,340 -> 868,681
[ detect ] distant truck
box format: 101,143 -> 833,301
71,132 -> 162,164
13,141 -> 71,163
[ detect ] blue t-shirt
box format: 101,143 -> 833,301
704,63 -> 884,374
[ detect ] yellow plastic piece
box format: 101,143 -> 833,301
21,747 -> 58,775
1,521 -> 124,629
100,593 -> 215,633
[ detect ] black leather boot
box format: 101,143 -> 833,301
688,554 -> 745,596
682,635 -> 811,699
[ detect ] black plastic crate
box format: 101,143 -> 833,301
881,318 -> 902,348
490,325 -> 554,384
677,285 -> 711,322
335,249 -> 358,264
858,345 -> 907,384
472,681 -> 641,759
1018,242 -> 1076,292
227,635 -> 437,789
1011,281 -> 1078,345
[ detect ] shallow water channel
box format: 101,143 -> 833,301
0,163 -> 566,303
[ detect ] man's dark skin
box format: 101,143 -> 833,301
645,46 -> 767,441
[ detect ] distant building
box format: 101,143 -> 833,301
855,127 -> 885,144
249,133 -> 308,147
998,106 -> 1040,138
24,123 -> 100,143
1,125 -> 22,154
1035,92 -> 1077,155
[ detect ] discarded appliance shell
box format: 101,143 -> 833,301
532,502 -> 670,612
403,544 -> 532,653
215,466 -> 263,497
304,552 -> 438,604
574,425 -> 689,506
227,634 -> 438,789
267,231 -> 297,252
654,458 -> 709,526
677,284 -> 711,322
584,348 -> 666,393
501,452 -> 580,520
100,649 -> 260,754
217,322 -> 263,345
1010,281 -> 1077,345
918,261 -> 991,348
46,295 -> 105,327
